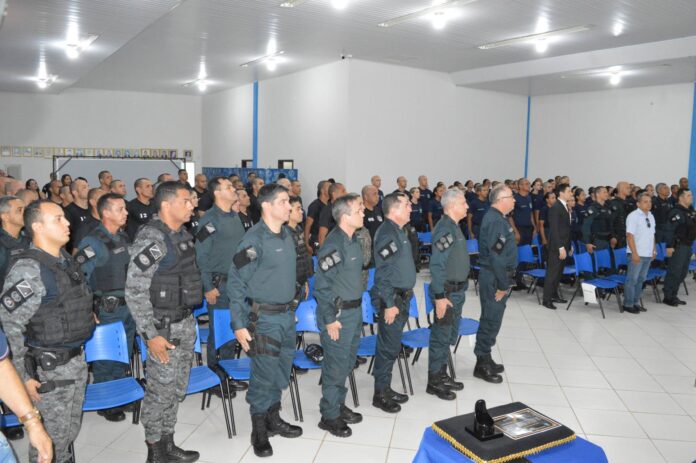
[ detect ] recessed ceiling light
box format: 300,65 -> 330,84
535,38 -> 548,53
478,24 -> 593,50
612,21 -> 624,37
377,0 -> 477,28
240,50 -> 286,69
279,0 -> 308,7
609,73 -> 621,85
332,0 -> 349,9
65,34 -> 98,59
35,61 -> 56,89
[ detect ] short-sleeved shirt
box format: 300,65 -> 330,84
626,209 -> 656,257
0,327 -> 8,360
512,193 -> 534,227
429,198 -> 444,226
306,199 -> 327,240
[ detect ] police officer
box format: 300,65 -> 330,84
582,186 -> 617,258
304,180 -> 330,254
72,187 -> 106,248
417,175 -> 432,215
370,192 -> 416,413
125,181 -> 201,463
467,184 -> 490,240
236,188 -> 255,232
288,195 -> 313,302
427,185 -> 445,231
315,194 -> 366,437
76,193 -> 135,422
409,188 -> 425,232
0,196 -> 29,278
427,189 -> 469,400
663,188 -> 696,306
474,185 -> 517,384
0,200 -> 95,463
126,178 -> 155,241
318,183 -> 347,247
608,182 -> 634,248
510,178 -> 536,290
362,185 -> 384,240
227,184 -> 302,458
652,183 -> 674,244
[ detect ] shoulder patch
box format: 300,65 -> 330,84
435,233 -> 454,252
378,240 -> 398,260
195,222 -> 217,242
492,234 -> 506,254
134,243 -> 164,271
671,214 -> 681,222
75,245 -> 96,265
1,279 -> 34,313
587,208 -> 595,215
233,246 -> 258,269
319,250 -> 342,272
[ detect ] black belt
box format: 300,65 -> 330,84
27,346 -> 83,369
341,298 -> 362,309
153,308 -> 193,324
250,300 -> 296,314
94,295 -> 126,312
444,281 -> 466,292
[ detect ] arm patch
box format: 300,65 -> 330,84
319,250 -> 342,272
134,243 -> 164,271
1,280 -> 34,313
75,245 -> 96,265
670,214 -> 681,223
195,222 -> 216,242
434,233 -> 454,252
492,234 -> 506,254
233,246 -> 258,269
378,240 -> 398,260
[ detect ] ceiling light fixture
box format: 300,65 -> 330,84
377,0 -> 477,28
612,21 -> 624,37
184,61 -> 210,92
331,0 -> 349,9
279,0 -> 308,7
240,50 -> 285,69
432,10 -> 447,30
35,61 -> 56,89
534,38 -> 548,53
478,24 -> 593,50
609,73 -> 621,85
65,34 -> 98,59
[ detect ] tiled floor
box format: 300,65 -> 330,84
8,272 -> 696,463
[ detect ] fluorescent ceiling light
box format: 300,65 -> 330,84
612,21 -> 624,37
478,24 -> 593,50
609,73 -> 621,85
432,11 -> 447,30
240,50 -> 285,68
332,0 -> 349,9
65,34 -> 98,59
377,0 -> 477,28
36,61 -> 56,89
280,0 -> 308,7
535,38 -> 548,53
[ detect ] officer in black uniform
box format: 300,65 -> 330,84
63,177 -> 90,253
467,184 -> 490,240
0,196 -> 29,278
126,178 -> 156,241
652,183 -> 674,244
227,184 -> 302,458
304,181 -> 330,254
663,188 -> 696,306
317,183 -> 346,247
474,185 -> 517,384
582,186 -> 617,260
72,187 -> 106,248
288,195 -> 313,300
417,175 -> 432,215
427,189 -> 469,400
510,178 -> 536,290
362,185 -> 384,240
607,182 -> 634,248
370,192 -> 416,413
409,188 -> 425,232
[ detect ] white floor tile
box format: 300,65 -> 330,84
563,387 -> 627,411
553,368 -> 611,389
573,409 -> 646,438
313,441 -> 389,463
586,435 -> 665,463
652,439 -> 696,463
504,365 -> 559,386
632,413 -> 696,441
508,383 -> 569,407
615,390 -> 687,415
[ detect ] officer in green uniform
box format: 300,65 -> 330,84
607,182 -> 634,248
0,196 -> 29,279
0,200 -> 95,463
582,186 -> 617,259
474,185 -> 517,384
663,188 -> 696,306
194,177 -> 247,393
427,188 -> 470,400
76,193 -> 134,422
227,183 -> 302,458
370,192 -> 416,413
315,193 -> 366,437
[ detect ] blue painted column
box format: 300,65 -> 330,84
252,80 -> 259,168
524,95 -> 531,178
688,83 -> 696,205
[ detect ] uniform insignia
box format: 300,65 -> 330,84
179,242 -> 188,251
587,209 -> 594,215
367,217 -> 374,222
319,251 -> 341,272
508,227 -> 513,233
379,241 -> 398,260
234,246 -> 258,269
671,214 -> 680,222
134,243 -> 164,271
195,223 -> 217,242
435,233 -> 454,252
15,280 -> 33,298
377,216 -> 383,222
75,245 -> 96,264
113,247 -> 126,254
1,279 -> 33,313
493,235 -> 506,254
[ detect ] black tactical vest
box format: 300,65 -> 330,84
0,231 -> 29,277
148,221 -> 203,317
89,228 -> 131,294
290,225 -> 312,285
22,249 -> 95,347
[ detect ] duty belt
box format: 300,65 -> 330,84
153,307 -> 192,324
26,346 -> 83,371
212,273 -> 228,288
340,298 -> 362,309
444,281 -> 466,292
94,295 -> 126,313
250,299 -> 296,314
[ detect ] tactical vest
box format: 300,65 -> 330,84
89,228 -> 130,294
290,226 -> 312,285
0,231 -> 29,277
22,249 -> 95,347
148,221 -> 203,319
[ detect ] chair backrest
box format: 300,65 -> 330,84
594,248 -> 612,271
532,234 -> 540,248
361,291 -> 377,324
574,241 -> 587,254
418,232 -> 432,244
212,308 -> 236,350
517,245 -> 536,265
367,268 -> 376,290
692,240 -> 696,255
423,282 -> 434,315
613,247 -> 628,268
312,256 -> 318,272
194,323 -> 202,354
85,322 -> 129,364
307,276 -> 315,300
192,300 -> 207,318
573,252 -> 594,275
295,299 -> 320,333
466,239 -> 479,254
409,294 -> 419,319
655,242 -> 667,262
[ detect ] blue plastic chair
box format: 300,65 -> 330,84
358,292 -> 377,363
0,401 -> 19,430
466,239 -> 479,255
83,322 -> 144,423
566,253 -> 622,318
193,300 -> 209,345
467,239 -> 481,295
367,268 -> 376,291
418,232 -> 432,245
517,245 -> 547,304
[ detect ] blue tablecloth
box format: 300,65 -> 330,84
413,427 -> 608,463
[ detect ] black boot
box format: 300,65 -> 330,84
98,408 -> 126,422
161,434 -> 199,462
426,372 -> 456,400
384,386 -> 409,404
486,356 -> 505,374
145,440 -> 168,463
340,404 -> 363,424
318,416 -> 352,437
266,402 -> 303,438
473,355 -> 503,384
372,389 -> 401,413
251,414 -> 273,458
439,366 -> 464,391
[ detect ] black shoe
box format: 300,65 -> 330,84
542,301 -> 557,310
552,297 -> 568,304
161,433 -> 199,462
251,414 -> 273,458
622,306 -> 640,314
266,403 -> 302,438
439,366 -> 464,391
677,298 -> 687,305
473,356 -> 503,384
512,284 -> 529,291
403,346 -> 414,355
228,379 -> 248,391
3,427 -> 23,441
98,408 -> 126,422
340,404 -> 363,424
318,417 -> 352,437
385,386 -> 409,404
663,298 -> 679,307
356,356 -> 367,365
426,375 -> 456,401
486,357 -> 505,374
146,440 -> 169,463
210,383 -> 236,399
372,390 -> 401,413
635,305 -> 647,312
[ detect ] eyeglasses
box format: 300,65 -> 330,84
498,195 -> 514,200
645,217 -> 651,228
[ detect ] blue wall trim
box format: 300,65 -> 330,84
689,83 -> 696,204
524,96 -> 531,178
252,80 -> 259,168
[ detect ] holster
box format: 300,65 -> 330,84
154,316 -> 180,346
94,295 -> 124,313
25,348 -> 79,393
212,273 -> 227,289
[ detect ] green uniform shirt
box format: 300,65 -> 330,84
478,208 -> 517,291
371,218 -> 417,307
429,214 -> 470,296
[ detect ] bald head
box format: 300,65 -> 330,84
361,185 -> 379,208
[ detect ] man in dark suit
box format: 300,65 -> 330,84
543,184 -> 573,309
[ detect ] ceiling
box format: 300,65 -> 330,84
1,0 -> 696,96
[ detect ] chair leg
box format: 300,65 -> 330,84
411,347 -> 422,366
683,280 -> 689,296
225,379 -> 237,436
400,349 -> 414,396
218,384 -> 233,439
614,288 -> 623,312
454,336 -> 462,354
206,390 -> 213,408
396,350 -> 408,394
288,370 -> 299,422
597,291 -> 606,319
447,351 -> 456,380
293,371 -> 304,422
367,357 -> 375,374
133,400 -> 141,425
200,391 -> 207,411
566,284 -> 580,311
348,370 -> 359,408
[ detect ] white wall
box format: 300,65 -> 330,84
202,83 -> 254,167
0,88 -> 201,186
529,83 -> 694,189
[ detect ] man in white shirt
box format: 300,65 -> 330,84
623,192 -> 656,314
